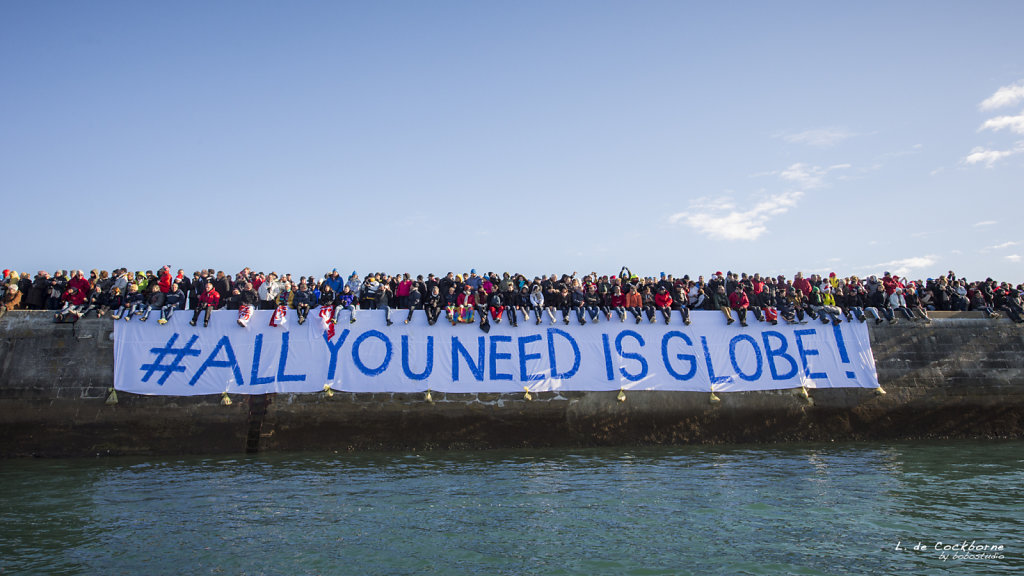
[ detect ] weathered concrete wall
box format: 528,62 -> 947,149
1,311 -> 1021,457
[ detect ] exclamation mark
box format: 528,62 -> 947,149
832,323 -> 856,379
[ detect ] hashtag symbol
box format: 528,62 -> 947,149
140,333 -> 202,385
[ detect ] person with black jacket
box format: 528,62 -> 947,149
424,286 -> 442,326
404,284 -> 422,324
159,284 -> 186,324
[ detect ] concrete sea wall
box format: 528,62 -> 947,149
1,311 -> 1021,457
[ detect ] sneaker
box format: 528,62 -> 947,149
875,318 -> 883,325
404,319 -> 410,324
140,317 -> 147,322
990,313 -> 1001,319
512,322 -> 518,327
238,320 -> 245,327
635,316 -> 641,324
158,318 -> 167,325
190,320 -> 197,326
579,319 -> 586,325
888,318 -> 898,325
563,318 -> 569,325
820,317 -> 830,324
727,318 -> 735,325
495,318 -> 501,324
536,318 -> 541,325
771,320 -> 777,325
111,315 -> 121,320
203,321 -> 209,327
620,316 -> 625,322
740,322 -> 748,327
387,320 -> 393,326
350,317 -> 356,323
685,319 -> 692,325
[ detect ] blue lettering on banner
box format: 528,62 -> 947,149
250,334 -> 275,386
189,335 -> 244,386
761,331 -> 798,380
517,334 -> 544,381
701,336 -> 730,385
661,331 -> 697,380
276,332 -> 306,383
352,330 -> 392,376
547,328 -> 581,379
116,313 -> 879,395
794,329 -> 827,379
489,335 -> 514,381
831,323 -> 857,379
401,335 -> 433,380
452,336 -> 485,381
729,334 -> 764,381
323,329 -> 351,381
140,333 -> 201,385
601,333 -> 615,381
615,330 -> 648,381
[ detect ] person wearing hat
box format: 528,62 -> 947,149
654,285 -> 674,325
888,287 -> 913,323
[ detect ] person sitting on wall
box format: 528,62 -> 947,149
55,286 -> 87,322
713,285 -> 734,325
190,282 -> 220,327
405,283 -> 422,325
333,285 -> 357,324
654,285 -> 673,325
728,284 -> 749,327
423,285 -> 442,326
139,284 -> 166,322
293,282 -> 314,325
159,283 -> 185,325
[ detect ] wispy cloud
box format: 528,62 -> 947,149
1006,254 -> 1021,263
872,256 -> 937,278
778,163 -> 851,189
974,220 -> 997,227
777,128 -> 856,148
672,163 -> 849,241
980,81 -> 1024,111
990,241 -> 1018,250
963,144 -> 1023,167
669,190 -> 803,241
979,111 -> 1024,135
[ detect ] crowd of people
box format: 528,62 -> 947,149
2,266 -> 1023,329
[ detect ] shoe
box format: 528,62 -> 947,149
563,318 -> 569,325
404,319 -> 410,324
832,319 -> 840,326
495,318 -> 501,324
727,318 -> 735,325
685,319 -> 692,325
350,317 -> 356,323
512,322 -> 518,327
140,317 -> 147,322
536,318 -> 541,325
889,318 -> 898,325
579,319 -> 586,325
124,315 -> 130,322
664,318 -> 670,325
859,316 -> 866,323
740,322 -> 748,327
771,320 -> 777,325
238,320 -> 245,327
635,316 -> 641,324
298,318 -> 305,325
190,320 -> 196,326
875,318 -> 883,325
990,313 -> 1001,319
158,318 -> 167,325
820,317 -> 830,324
111,315 -> 121,320
203,321 -> 209,327
387,320 -> 393,326
593,316 -> 598,323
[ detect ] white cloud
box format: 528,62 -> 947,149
1006,254 -> 1021,262
670,190 -> 803,241
990,241 -> 1018,250
963,145 -> 1020,167
778,162 -> 850,189
979,111 -> 1024,134
974,220 -> 997,227
872,256 -> 937,278
778,128 -> 856,148
980,81 -> 1024,111
674,162 -> 851,241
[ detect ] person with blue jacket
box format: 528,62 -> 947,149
293,283 -> 314,325
333,285 -> 357,324
159,284 -> 185,325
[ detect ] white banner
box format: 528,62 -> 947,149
113,308 -> 879,395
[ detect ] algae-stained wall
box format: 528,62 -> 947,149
0,312 -> 1021,457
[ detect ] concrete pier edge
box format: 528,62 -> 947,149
1,311 -> 1021,457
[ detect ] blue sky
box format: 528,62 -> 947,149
3,1 -> 1022,282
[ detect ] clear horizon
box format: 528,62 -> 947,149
3,1 -> 1023,283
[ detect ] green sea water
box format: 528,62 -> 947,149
1,441 -> 1021,575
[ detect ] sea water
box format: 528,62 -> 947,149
1,441 -> 1020,575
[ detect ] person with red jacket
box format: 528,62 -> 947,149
608,285 -> 627,322
654,286 -> 674,325
728,285 -> 750,327
792,272 -> 812,298
158,266 -> 173,293
190,282 -> 220,327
